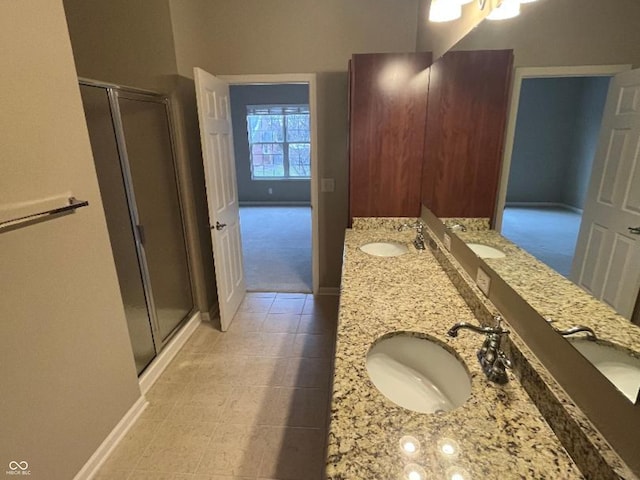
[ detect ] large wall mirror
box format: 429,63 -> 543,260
427,0 -> 640,420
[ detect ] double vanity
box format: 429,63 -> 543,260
326,218 -> 637,479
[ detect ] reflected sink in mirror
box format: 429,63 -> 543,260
569,338 -> 640,403
360,241 -> 409,257
466,243 -> 506,259
365,333 -> 471,413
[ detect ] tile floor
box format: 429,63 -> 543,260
95,293 -> 338,480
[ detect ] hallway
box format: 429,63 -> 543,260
95,293 -> 338,479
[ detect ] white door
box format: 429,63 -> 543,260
571,68 -> 640,318
194,67 -> 246,331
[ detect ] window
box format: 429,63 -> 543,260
246,104 -> 311,179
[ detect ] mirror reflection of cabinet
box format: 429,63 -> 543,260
421,49 -> 514,222
348,52 -> 432,223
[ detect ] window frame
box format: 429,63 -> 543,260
246,104 -> 311,181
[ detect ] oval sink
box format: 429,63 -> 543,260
569,339 -> 640,402
467,243 -> 506,259
365,333 -> 471,413
360,242 -> 408,257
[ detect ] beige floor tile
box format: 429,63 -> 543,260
92,467 -> 132,480
291,334 -> 334,358
282,357 -> 332,388
136,422 -> 216,474
297,314 -> 337,334
197,424 -> 267,477
215,332 -> 265,356
227,311 -> 267,333
266,388 -> 329,428
258,427 -> 325,480
238,296 -> 275,313
241,356 -> 288,386
182,323 -> 223,354
302,295 -> 339,317
100,417 -> 162,468
193,354 -> 248,386
268,298 -> 305,315
167,383 -> 233,424
261,333 -> 296,357
220,386 -> 281,425
262,313 -> 301,333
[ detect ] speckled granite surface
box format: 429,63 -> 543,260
327,226 -> 584,479
424,226 -> 637,480
455,229 -> 640,358
441,217 -> 491,232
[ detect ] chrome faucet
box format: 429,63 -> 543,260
445,221 -> 467,232
557,325 -> 598,341
398,221 -> 426,250
546,318 -> 598,341
447,316 -> 511,384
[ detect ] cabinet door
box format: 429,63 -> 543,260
349,52 -> 432,222
422,50 -> 513,221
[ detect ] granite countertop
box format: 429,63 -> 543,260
455,229 -> 640,356
326,226 -> 584,479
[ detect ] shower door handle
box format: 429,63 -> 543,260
629,226 -> 640,235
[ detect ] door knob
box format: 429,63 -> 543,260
629,226 -> 640,235
213,221 -> 227,231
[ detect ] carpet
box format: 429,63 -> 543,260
239,206 -> 312,292
501,206 -> 582,278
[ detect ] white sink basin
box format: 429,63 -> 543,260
360,242 -> 408,257
569,339 -> 640,402
467,243 -> 506,259
365,333 -> 471,413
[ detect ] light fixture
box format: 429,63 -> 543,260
487,0 -> 521,20
404,464 -> 427,480
429,0 -> 462,22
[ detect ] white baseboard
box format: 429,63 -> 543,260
505,201 -> 583,214
239,201 -> 311,206
73,396 -> 148,480
138,311 -> 202,395
316,287 -> 340,296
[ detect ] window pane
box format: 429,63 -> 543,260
247,114 -> 284,143
251,143 -> 284,178
288,143 -> 311,177
286,114 -> 310,142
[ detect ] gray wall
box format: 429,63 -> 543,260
230,84 -> 311,204
507,76 -> 609,209
168,0 -> 420,289
63,0 -> 218,314
1,2 -> 141,478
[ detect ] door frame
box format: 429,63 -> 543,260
219,73 -> 320,295
493,64 -> 632,232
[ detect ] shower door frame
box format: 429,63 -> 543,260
80,78 -> 196,361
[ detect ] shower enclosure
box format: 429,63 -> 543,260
80,81 -> 194,375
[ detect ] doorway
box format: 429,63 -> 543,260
495,65 -> 630,278
222,75 -> 319,293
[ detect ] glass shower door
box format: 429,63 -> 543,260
80,84 -> 157,374
116,93 -> 194,342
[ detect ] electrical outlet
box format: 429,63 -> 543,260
321,178 -> 335,192
443,232 -> 452,251
476,267 -> 491,297
268,187 -> 273,195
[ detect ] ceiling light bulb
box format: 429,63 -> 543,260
399,436 -> 421,456
487,0 -> 521,20
429,0 -> 462,22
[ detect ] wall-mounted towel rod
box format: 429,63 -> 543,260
0,197 -> 89,230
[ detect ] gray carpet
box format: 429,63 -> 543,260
239,206 -> 312,292
501,206 -> 582,278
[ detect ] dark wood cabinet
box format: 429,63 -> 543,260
421,49 -> 514,222
348,52 -> 433,223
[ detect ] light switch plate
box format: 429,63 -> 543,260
321,178 -> 335,192
443,232 -> 452,251
476,267 -> 491,297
